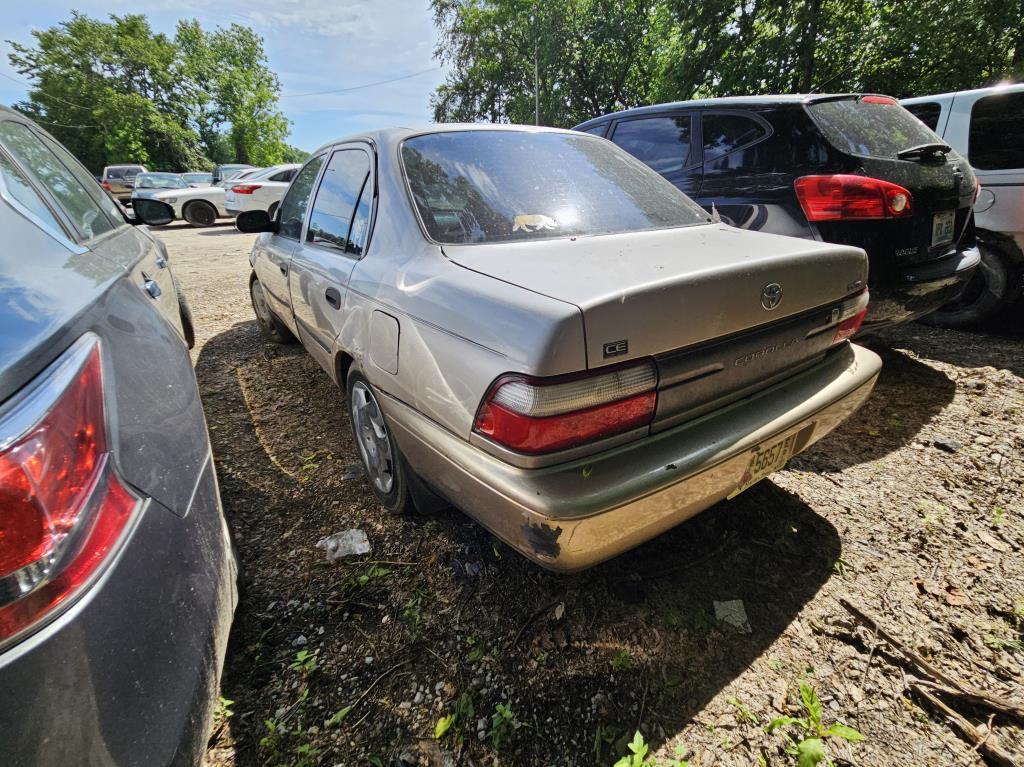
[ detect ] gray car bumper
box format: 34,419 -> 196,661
383,343 -> 881,572
0,456 -> 236,766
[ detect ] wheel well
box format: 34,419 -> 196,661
977,229 -> 1024,266
335,352 -> 354,389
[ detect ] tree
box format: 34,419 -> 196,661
7,13 -> 295,172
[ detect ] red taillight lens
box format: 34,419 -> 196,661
832,289 -> 870,344
0,337 -> 138,644
795,175 -> 913,222
231,184 -> 261,194
101,180 -> 111,190
474,361 -> 658,454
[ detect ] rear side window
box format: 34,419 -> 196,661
306,149 -> 371,254
0,152 -> 64,233
807,97 -> 940,159
611,116 -> 693,174
702,113 -> 769,161
904,102 -> 942,132
0,121 -> 118,240
581,124 -> 607,137
969,92 -> 1024,171
402,130 -> 708,245
277,155 -> 325,240
270,169 -> 297,183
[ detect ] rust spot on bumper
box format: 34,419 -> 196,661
521,521 -> 562,559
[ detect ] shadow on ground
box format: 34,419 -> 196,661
198,321 -> 841,766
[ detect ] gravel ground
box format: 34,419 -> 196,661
160,221 -> 1023,767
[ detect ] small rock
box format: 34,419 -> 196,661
365,656 -> 374,665
292,634 -> 308,647
414,692 -> 424,705
933,437 -> 962,453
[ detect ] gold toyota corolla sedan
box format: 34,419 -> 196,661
236,124 -> 881,571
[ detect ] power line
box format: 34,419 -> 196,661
280,66 -> 439,98
0,69 -> 97,111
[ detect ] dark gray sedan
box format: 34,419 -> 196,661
0,106 -> 236,765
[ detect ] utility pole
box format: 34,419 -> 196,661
534,44 -> 539,126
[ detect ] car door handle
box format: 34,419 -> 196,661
325,287 -> 342,309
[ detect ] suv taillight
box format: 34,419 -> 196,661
473,360 -> 658,454
795,175 -> 913,221
0,336 -> 138,644
832,289 -> 870,344
231,184 -> 262,194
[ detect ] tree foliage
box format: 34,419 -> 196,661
431,0 -> 1024,127
7,13 -> 296,172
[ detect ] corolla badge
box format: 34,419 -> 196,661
760,282 -> 783,311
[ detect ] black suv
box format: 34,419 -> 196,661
574,95 -> 981,331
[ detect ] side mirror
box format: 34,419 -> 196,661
235,209 -> 277,234
131,199 -> 176,227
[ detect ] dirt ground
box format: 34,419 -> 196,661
161,221 -> 1022,767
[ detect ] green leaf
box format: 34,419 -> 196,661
825,723 -> 865,742
799,681 -> 823,727
767,715 -> 803,732
434,713 -> 456,739
796,737 -> 826,767
325,706 -> 352,728
628,731 -> 648,758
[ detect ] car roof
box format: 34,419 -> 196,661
901,82 -> 1024,104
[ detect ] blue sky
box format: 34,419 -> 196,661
0,0 -> 448,151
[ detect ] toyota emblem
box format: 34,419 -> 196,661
760,282 -> 783,310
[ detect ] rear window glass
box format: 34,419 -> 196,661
402,131 -> 708,245
904,102 -> 942,132
106,166 -> 143,179
807,97 -> 940,159
611,116 -> 692,174
969,92 -> 1024,171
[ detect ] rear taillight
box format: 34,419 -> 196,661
0,336 -> 138,644
101,180 -> 111,191
832,289 -> 869,344
473,360 -> 658,454
231,184 -> 262,194
795,175 -> 913,221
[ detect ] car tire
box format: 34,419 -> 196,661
175,280 -> 196,349
183,199 -> 218,227
249,274 -> 296,343
921,243 -> 1016,328
346,368 -> 417,516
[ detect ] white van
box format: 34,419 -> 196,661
903,84 -> 1024,325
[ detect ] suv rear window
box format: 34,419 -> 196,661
402,131 -> 708,245
904,102 -> 942,131
969,92 -> 1024,171
807,97 -> 940,159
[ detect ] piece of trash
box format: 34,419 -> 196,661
553,602 -> 565,621
713,599 -> 751,634
316,529 -> 370,561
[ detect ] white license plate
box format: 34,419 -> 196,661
727,430 -> 802,499
931,210 -> 955,247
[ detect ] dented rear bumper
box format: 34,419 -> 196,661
382,343 -> 881,572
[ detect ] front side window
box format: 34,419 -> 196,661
0,121 -> 118,240
969,92 -> 1024,171
611,116 -> 692,175
904,101 -> 942,132
0,151 -> 64,233
277,154 -> 325,240
402,130 -> 708,245
702,113 -> 769,161
306,149 -> 371,254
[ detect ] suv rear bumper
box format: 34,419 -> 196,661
381,343 -> 881,572
861,245 -> 981,331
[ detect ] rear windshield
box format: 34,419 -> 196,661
401,131 -> 709,244
135,173 -> 187,189
807,97 -> 941,159
106,166 -> 143,179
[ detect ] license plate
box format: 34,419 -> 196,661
727,431 -> 802,499
931,210 -> 955,247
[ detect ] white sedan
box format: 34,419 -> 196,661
224,164 -> 300,218
148,168 -> 264,226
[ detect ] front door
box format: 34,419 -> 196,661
289,145 -> 374,372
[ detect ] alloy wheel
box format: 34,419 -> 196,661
350,381 -> 395,495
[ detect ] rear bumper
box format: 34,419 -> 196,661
861,245 -> 981,331
0,457 -> 237,766
382,343 -> 881,572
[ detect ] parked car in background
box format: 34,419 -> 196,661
101,163 -> 147,204
147,168 -> 262,227
574,94 -> 981,332
238,125 -> 881,571
902,84 -> 1024,326
131,171 -> 189,203
212,163 -> 253,185
0,105 -> 236,766
183,171 -> 214,187
224,163 -> 300,218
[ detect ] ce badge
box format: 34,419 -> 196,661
760,282 -> 783,311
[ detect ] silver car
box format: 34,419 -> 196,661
238,125 -> 882,571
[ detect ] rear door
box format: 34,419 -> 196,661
805,96 -> 976,270
609,113 -> 702,195
254,154 -> 326,323
961,89 -> 1024,237
289,145 -> 374,370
